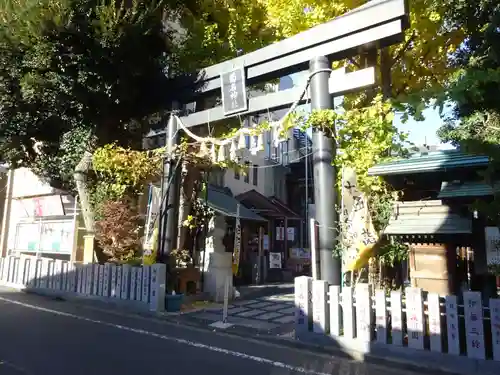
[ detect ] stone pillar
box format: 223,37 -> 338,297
203,214 -> 233,302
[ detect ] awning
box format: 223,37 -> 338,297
205,186 -> 266,221
384,200 -> 472,235
235,189 -> 300,219
438,181 -> 500,199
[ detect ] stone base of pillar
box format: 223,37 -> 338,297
83,235 -> 95,264
203,252 -> 233,302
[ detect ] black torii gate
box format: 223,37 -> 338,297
157,0 -> 409,286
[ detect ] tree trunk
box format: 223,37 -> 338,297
74,150 -> 95,233
177,161 -> 201,251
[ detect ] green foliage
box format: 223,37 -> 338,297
91,143 -> 163,213
437,0 -> 500,225
378,240 -> 410,266
0,0 -> 193,189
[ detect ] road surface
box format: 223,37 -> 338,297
0,290 -> 444,375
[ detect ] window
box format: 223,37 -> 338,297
244,162 -> 250,183
234,169 -> 240,180
208,168 -> 224,187
252,165 -> 258,186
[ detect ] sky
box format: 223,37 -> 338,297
285,72 -> 453,149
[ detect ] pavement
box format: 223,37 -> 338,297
179,292 -> 296,335
0,287 -> 458,375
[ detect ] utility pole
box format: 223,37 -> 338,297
309,56 -> 341,286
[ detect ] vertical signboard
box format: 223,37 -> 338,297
294,276 -> 312,336
427,293 -> 442,352
490,298 -> 500,361
355,283 -> 372,342
405,288 -> 424,350
463,291 -> 485,359
375,289 -> 388,344
149,264 -> 166,312
445,295 -> 460,355
312,280 -> 329,334
221,67 -> 247,116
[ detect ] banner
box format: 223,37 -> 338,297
232,204 -> 242,275
343,194 -> 378,272
143,185 -> 161,252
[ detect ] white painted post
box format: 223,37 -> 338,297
294,276 -> 312,334
39,258 -> 50,288
355,283 -> 372,342
329,285 -> 341,337
18,256 -> 28,286
405,287 -> 424,350
375,289 -> 388,344
390,290 -> 403,346
28,257 -> 37,287
35,258 -> 43,288
312,280 -> 329,334
115,266 -> 123,299
490,298 -> 500,361
121,264 -> 131,300
149,263 -> 166,312
6,256 -> 14,283
98,265 -> 104,296
2,256 -> 11,282
427,293 -> 442,352
54,260 -> 63,290
342,286 -> 355,339
48,259 -> 56,289
309,219 -> 318,280
463,291 -> 485,359
110,264 -> 117,297
0,258 -> 3,282
102,263 -> 111,297
142,265 -> 151,303
61,261 -> 69,291
85,264 -> 93,295
445,295 -> 460,355
12,257 -> 20,285
77,264 -> 85,293
92,264 -> 100,295
135,268 -> 143,301
68,263 -> 77,292
130,267 -> 138,300
222,275 -> 230,322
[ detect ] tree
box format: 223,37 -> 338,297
0,0 -> 197,233
437,0 -> 500,224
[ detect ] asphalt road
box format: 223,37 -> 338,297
0,290 -> 444,375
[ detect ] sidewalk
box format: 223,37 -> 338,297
176,293 -> 296,336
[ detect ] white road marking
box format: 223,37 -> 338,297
0,296 -> 331,375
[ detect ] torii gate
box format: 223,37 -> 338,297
157,0 -> 409,286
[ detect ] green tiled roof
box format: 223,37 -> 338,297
205,186 -> 266,221
384,200 -> 472,235
438,181 -> 500,199
368,150 -> 489,176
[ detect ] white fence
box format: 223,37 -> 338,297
295,276 -> 500,362
0,255 -> 166,312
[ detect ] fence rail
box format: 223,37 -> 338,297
0,255 -> 166,312
295,276 -> 500,362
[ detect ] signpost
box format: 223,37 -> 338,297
152,0 -> 409,285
